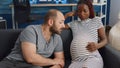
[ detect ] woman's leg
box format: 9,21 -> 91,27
83,56 -> 103,68
68,61 -> 83,68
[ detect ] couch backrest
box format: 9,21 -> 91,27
0,29 -> 22,61
0,29 -> 73,61
60,29 -> 72,60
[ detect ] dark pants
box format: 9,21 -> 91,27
0,58 -> 42,68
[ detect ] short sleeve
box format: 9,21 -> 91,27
19,25 -> 36,45
67,21 -> 73,28
95,17 -> 104,29
91,17 -> 103,29
54,35 -> 63,52
67,20 -> 79,28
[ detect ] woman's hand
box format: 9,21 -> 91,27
65,11 -> 76,18
86,42 -> 98,52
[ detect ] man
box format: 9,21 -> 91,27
0,9 -> 65,68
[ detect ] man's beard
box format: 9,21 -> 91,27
50,26 -> 61,35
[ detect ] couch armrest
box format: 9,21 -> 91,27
100,44 -> 120,68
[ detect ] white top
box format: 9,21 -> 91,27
68,17 -> 103,60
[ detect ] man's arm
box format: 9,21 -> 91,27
52,52 -> 65,68
21,42 -> 62,66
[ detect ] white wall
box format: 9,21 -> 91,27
109,0 -> 120,26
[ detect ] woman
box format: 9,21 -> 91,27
65,0 -> 107,68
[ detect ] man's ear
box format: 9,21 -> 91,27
48,19 -> 53,26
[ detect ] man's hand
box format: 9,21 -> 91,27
50,64 -> 61,68
53,58 -> 64,68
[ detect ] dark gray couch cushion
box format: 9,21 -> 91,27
102,44 -> 120,68
0,29 -> 22,61
60,29 -> 72,68
1,29 -> 120,68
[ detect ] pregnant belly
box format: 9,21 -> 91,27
70,36 -> 94,60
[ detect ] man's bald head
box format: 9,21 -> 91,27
44,9 -> 64,23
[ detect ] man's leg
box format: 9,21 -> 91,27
0,58 -> 16,68
14,60 -> 42,68
0,58 -> 42,68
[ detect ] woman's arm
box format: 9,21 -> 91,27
97,27 -> 108,49
64,11 -> 76,29
64,11 -> 75,19
64,24 -> 70,29
86,27 -> 108,52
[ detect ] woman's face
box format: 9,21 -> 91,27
77,4 -> 90,20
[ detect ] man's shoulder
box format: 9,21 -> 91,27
52,34 -> 62,42
23,25 -> 40,32
53,34 -> 61,39
25,25 -> 40,29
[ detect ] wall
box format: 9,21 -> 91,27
106,0 -> 110,25
0,0 -> 74,29
0,0 -> 12,28
109,0 -> 120,26
0,0 -> 110,29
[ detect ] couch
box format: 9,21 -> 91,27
0,29 -> 120,68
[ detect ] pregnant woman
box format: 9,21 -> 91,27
64,0 -> 107,68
